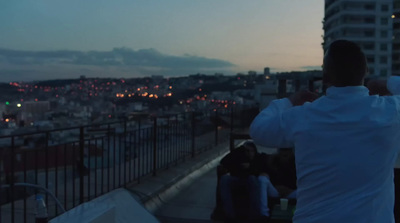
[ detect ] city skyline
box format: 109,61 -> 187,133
0,1 -> 324,82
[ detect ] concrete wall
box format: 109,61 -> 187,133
50,188 -> 159,223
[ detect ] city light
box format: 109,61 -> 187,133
393,15 -> 396,19
5,119 -> 9,122
17,104 -> 21,107
5,101 -> 9,105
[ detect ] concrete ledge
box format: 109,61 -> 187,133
50,188 -> 159,223
126,142 -> 230,213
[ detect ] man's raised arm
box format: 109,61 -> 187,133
387,76 -> 400,95
250,90 -> 318,148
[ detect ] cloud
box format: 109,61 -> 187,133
0,47 -> 234,69
0,48 -> 236,82
300,65 -> 322,70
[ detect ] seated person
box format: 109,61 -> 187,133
218,141 -> 268,222
258,148 -> 297,220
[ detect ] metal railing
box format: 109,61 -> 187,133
0,107 -> 258,223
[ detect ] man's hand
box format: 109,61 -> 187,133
288,90 -> 319,106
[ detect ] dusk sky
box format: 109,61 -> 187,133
0,1 -> 324,82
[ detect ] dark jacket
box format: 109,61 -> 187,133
220,146 -> 268,178
267,153 -> 297,190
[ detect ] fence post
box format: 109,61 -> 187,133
79,127 -> 85,204
230,107 -> 234,134
215,109 -> 219,146
45,132 -> 49,205
137,119 -> 141,183
123,119 -> 128,187
10,136 -> 15,223
153,117 -> 157,176
191,112 -> 195,157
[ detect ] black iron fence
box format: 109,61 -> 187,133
0,107 -> 258,223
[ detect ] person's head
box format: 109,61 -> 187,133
323,40 -> 368,87
242,140 -> 257,160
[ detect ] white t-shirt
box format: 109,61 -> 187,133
250,77 -> 400,223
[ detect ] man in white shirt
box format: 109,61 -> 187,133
250,40 -> 400,223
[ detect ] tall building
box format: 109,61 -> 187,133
323,0 -> 393,77
394,0 -> 400,75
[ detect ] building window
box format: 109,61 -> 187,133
381,30 -> 388,37
380,69 -> 387,76
380,56 -> 388,64
381,4 -> 389,11
380,44 -> 388,51
365,17 -> 375,24
364,43 -> 375,50
381,18 -> 388,25
365,4 -> 375,10
364,31 -> 375,37
367,56 -> 375,63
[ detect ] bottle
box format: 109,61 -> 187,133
35,195 -> 48,223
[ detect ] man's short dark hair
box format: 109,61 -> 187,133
325,40 -> 367,86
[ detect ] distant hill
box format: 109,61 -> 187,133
35,79 -> 81,87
